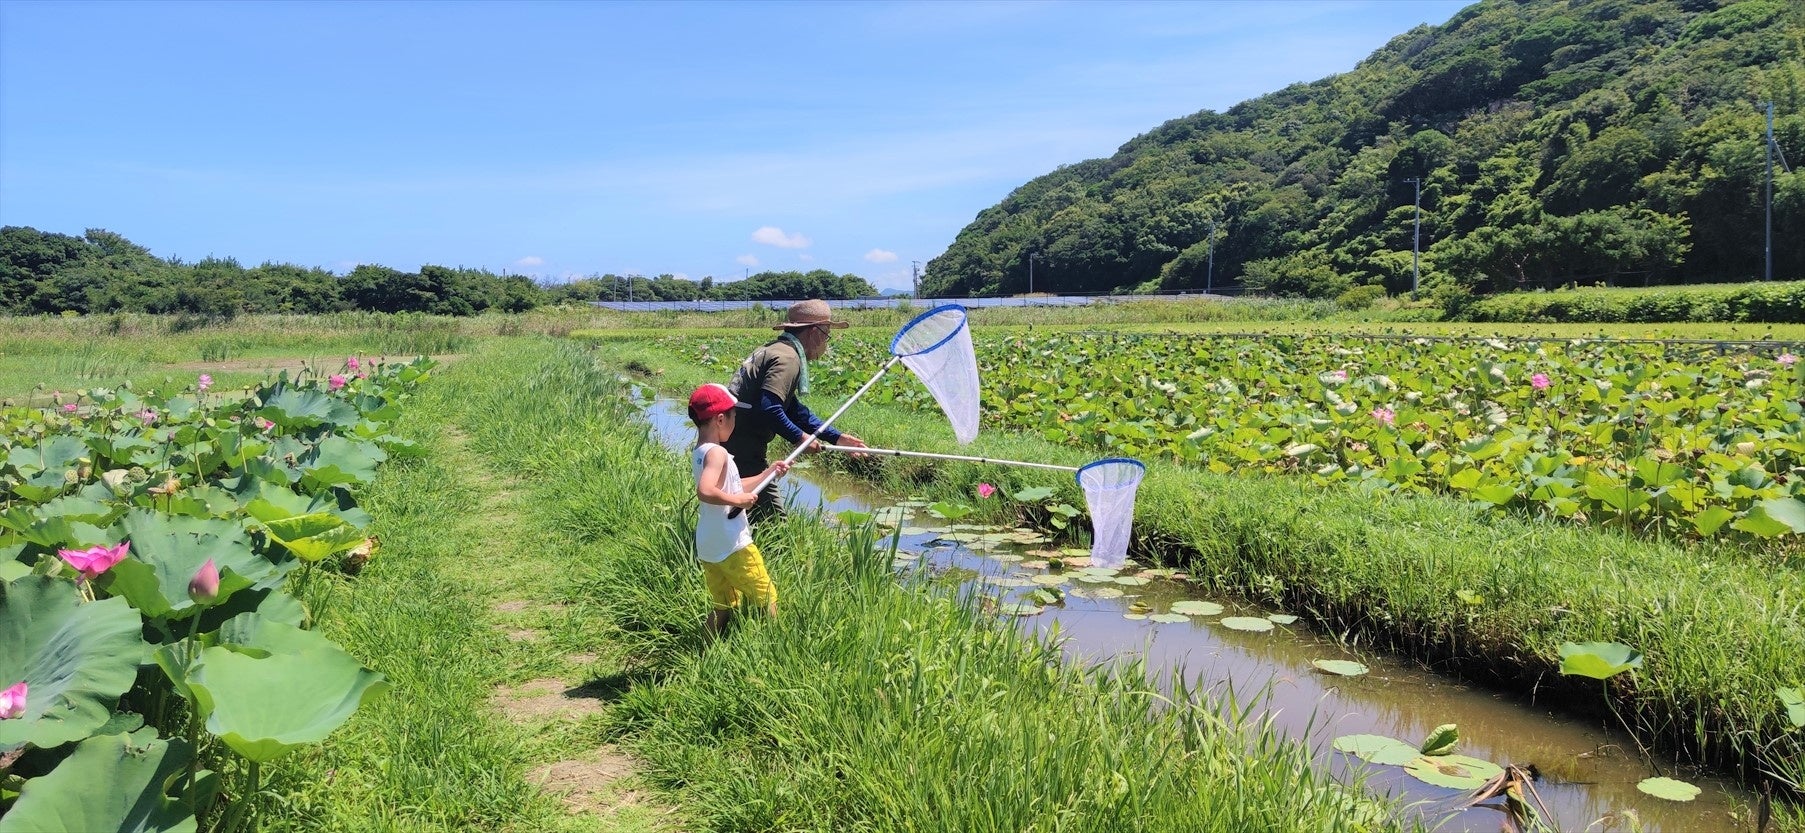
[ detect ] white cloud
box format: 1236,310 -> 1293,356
864,248 -> 898,263
736,254 -> 760,267
751,226 -> 812,249
514,255 -> 544,267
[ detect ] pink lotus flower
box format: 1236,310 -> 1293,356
197,373 -> 212,392
0,682 -> 25,720
188,559 -> 220,604
59,542 -> 130,581
258,418 -> 275,431
62,403 -> 78,413
1531,373 -> 1551,390
138,409 -> 157,424
328,374 -> 347,391
1327,370 -> 1348,383
1780,353 -> 1798,367
347,356 -> 361,372
977,482 -> 996,499
1371,407 -> 1396,427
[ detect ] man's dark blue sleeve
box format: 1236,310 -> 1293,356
755,390 -> 841,445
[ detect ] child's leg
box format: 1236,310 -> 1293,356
701,561 -> 742,637
723,543 -> 778,619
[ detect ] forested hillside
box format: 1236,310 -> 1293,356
0,226 -> 876,316
925,0 -> 1802,301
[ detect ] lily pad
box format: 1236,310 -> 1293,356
1636,776 -> 1702,802
984,576 -> 1037,588
1075,574 -> 1116,584
1332,734 -> 1419,766
1112,576 -> 1151,587
1079,587 -> 1124,600
997,602 -> 1044,617
1148,613 -> 1189,624
1267,613 -> 1299,625
1030,574 -> 1068,586
1170,600 -> 1224,616
1122,613 -> 1147,621
1404,754 -> 1503,789
1558,641 -> 1643,680
1419,723 -> 1459,756
1220,616 -> 1275,633
1313,659 -> 1370,677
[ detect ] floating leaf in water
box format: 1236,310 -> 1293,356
1558,641 -> 1643,680
1419,723 -> 1459,756
1026,587 -> 1064,606
1313,659 -> 1370,677
1267,613 -> 1299,625
1127,601 -> 1152,614
1060,548 -> 1090,557
1075,574 -> 1116,584
984,576 -> 1037,588
1170,600 -> 1224,617
997,601 -> 1044,617
1112,576 -> 1150,587
990,553 -> 1025,563
899,526 -> 938,536
1636,776 -> 1702,802
1780,688 -> 1805,728
1332,734 -> 1419,765
1079,587 -> 1125,600
1122,613 -> 1147,621
1220,616 -> 1274,632
1148,613 -> 1189,624
1404,754 -> 1502,790
1030,574 -> 1068,586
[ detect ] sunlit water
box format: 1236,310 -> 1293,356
643,397 -> 1751,832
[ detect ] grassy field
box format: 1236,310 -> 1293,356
583,334 -> 1805,823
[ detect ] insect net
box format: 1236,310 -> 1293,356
890,305 -> 979,444
1076,458 -> 1145,568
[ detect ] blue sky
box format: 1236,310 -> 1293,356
0,0 -> 1466,291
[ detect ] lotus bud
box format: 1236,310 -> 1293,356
188,559 -> 220,604
0,681 -> 25,719
1735,442 -> 1757,456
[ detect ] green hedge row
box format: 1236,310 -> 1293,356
1462,281 -> 1805,324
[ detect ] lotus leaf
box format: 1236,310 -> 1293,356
1112,576 -> 1150,586
1778,687 -> 1804,728
1267,613 -> 1299,624
1419,723 -> 1458,756
0,733 -> 195,833
1636,776 -> 1702,801
299,437 -> 385,489
1332,734 -> 1419,765
1403,754 -> 1502,789
1148,613 -> 1189,624
0,578 -> 146,752
187,643 -> 387,763
984,576 -> 1037,588
1029,574 -> 1067,586
107,512 -> 265,618
1558,641 -> 1643,680
996,602 -> 1044,617
1122,613 -> 1146,620
1313,659 -> 1370,677
263,513 -> 366,562
1011,486 -> 1056,502
1220,616 -> 1274,632
1170,600 -> 1224,616
257,386 -> 358,429
1732,498 -> 1805,537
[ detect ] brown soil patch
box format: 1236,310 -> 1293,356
505,628 -> 541,642
493,678 -> 610,723
529,745 -> 646,815
567,652 -> 599,666
492,600 -> 530,614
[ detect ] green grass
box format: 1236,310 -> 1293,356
586,336 -> 1805,817
253,336 -> 679,832
447,336 -> 1412,832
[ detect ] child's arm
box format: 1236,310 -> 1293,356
738,460 -> 789,493
697,446 -> 758,509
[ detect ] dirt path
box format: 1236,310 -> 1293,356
439,426 -> 683,832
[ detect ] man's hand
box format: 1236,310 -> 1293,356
836,434 -> 870,456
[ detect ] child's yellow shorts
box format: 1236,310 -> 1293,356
701,543 -> 777,611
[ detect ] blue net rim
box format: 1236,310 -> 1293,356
1075,457 -> 1146,485
889,304 -> 969,358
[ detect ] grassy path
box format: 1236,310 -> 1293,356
263,337 -> 681,832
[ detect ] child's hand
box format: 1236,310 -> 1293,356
731,491 -> 760,509
769,461 -> 791,479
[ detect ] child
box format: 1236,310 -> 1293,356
689,382 -> 790,635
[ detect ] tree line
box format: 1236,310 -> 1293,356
926,0 -> 1802,303
0,226 -> 879,316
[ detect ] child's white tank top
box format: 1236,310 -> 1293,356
692,443 -> 753,563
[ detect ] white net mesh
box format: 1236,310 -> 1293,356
890,305 -> 979,444
1076,459 -> 1145,568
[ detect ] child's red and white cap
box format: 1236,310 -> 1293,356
688,382 -> 748,421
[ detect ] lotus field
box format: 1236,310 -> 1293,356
0,358 -> 433,831
679,331 -> 1805,544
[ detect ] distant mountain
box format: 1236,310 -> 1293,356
925,0 -> 1801,300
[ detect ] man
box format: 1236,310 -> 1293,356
725,298 -> 870,521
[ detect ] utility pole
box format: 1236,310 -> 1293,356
1205,217 -> 1217,294
1027,252 -> 1037,298
911,260 -> 920,298
1403,177 -> 1422,296
1765,101 -> 1775,282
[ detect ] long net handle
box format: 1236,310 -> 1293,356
728,355 -> 901,519
819,444 -> 1079,472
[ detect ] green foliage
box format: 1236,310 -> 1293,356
924,0 -> 1803,298
1466,280 -> 1805,323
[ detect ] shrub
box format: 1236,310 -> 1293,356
1459,281 -> 1805,323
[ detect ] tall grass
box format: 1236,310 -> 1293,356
447,337 -> 1410,832
586,337 -> 1805,817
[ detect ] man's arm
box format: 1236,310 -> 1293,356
753,390 -> 840,444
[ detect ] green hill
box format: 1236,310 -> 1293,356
924,0 -> 1802,301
